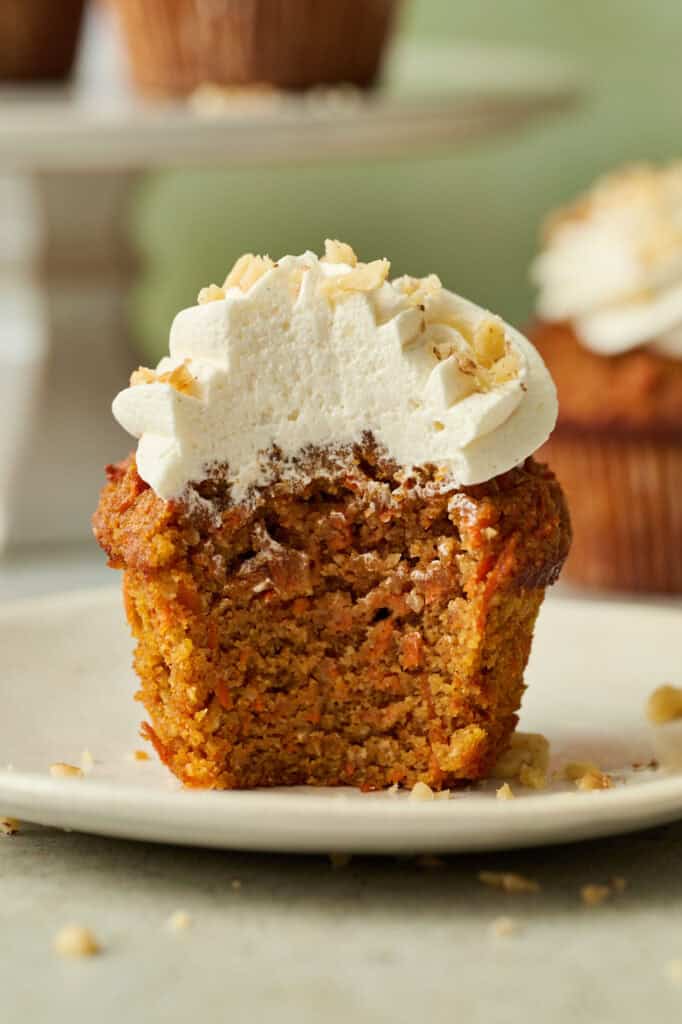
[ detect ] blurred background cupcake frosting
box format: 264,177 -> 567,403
2,0 -> 682,595
531,163 -> 682,594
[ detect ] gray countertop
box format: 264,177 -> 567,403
2,547 -> 682,1024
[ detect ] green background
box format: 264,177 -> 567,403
133,0 -> 682,362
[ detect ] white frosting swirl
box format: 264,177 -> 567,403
532,163 -> 682,358
113,245 -> 557,501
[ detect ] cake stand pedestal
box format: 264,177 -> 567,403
0,22 -> 578,548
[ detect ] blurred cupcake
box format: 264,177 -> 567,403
0,0 -> 86,81
530,163 -> 682,593
111,0 -> 400,97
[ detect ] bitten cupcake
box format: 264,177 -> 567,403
93,241 -> 569,791
111,0 -> 400,97
530,164 -> 682,593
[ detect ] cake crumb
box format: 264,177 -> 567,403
49,763 -> 83,779
80,750 -> 94,774
665,959 -> 682,986
0,817 -> 20,835
53,925 -> 100,958
133,750 -> 150,761
386,783 -> 400,795
231,878 -> 243,890
580,884 -> 613,907
496,782 -> 515,801
491,916 -> 520,938
478,871 -> 540,894
576,769 -> 613,791
494,733 -> 550,790
646,684 -> 682,724
409,781 -> 435,801
322,239 -> 358,266
167,910 -> 191,932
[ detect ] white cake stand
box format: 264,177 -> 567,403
0,13 -> 579,548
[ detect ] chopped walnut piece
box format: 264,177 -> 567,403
576,769 -> 613,791
130,366 -> 157,387
130,360 -> 199,398
223,253 -> 274,292
496,782 -> 515,801
490,349 -> 521,385
167,910 -> 191,932
53,925 -> 100,958
322,258 -> 390,299
473,317 -> 507,368
133,749 -> 150,761
494,733 -> 549,790
409,780 -> 435,801
563,760 -> 600,781
0,817 -> 20,835
322,239 -> 358,266
478,871 -> 540,894
647,684 -> 682,724
580,884 -> 612,907
49,762 -> 83,779
197,283 -> 225,304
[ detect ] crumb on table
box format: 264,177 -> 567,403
409,781 -> 436,802
491,916 -> 520,938
478,871 -> 540,894
496,782 -> 515,801
0,817 -> 20,835
167,910 -> 191,932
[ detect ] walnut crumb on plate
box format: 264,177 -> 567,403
49,763 -> 83,779
409,781 -> 436,801
53,925 -> 100,957
496,783 -> 515,801
647,684 -> 682,724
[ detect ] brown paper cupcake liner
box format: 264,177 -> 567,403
0,0 -> 86,81
539,431 -> 682,593
111,0 -> 400,97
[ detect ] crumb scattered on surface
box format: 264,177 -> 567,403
53,925 -> 100,958
563,760 -> 599,781
581,884 -> 612,907
665,959 -> 682,986
0,817 -> 20,835
478,871 -> 540,894
493,733 -> 549,790
434,790 -> 451,801
647,684 -> 682,724
386,783 -> 400,795
49,763 -> 83,779
575,769 -> 613,791
632,759 -> 659,772
167,910 -> 191,932
491,916 -> 520,938
133,750 -> 150,761
409,781 -> 436,802
496,783 -> 515,801
231,879 -> 242,890
80,750 -> 94,774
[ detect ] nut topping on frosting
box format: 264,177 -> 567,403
113,242 -> 557,502
532,162 -> 682,358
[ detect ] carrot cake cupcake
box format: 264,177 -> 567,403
111,0 -> 400,96
93,241 -> 570,790
530,164 -> 682,593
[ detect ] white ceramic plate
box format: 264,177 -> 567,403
1,588 -> 681,854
